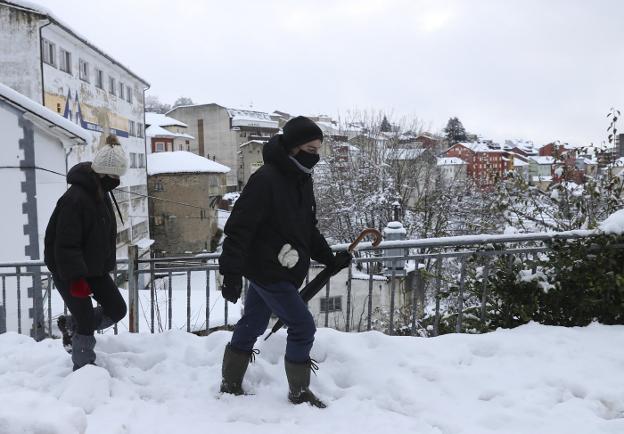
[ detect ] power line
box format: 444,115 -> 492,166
0,165 -> 212,211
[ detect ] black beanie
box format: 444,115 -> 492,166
281,116 -> 324,151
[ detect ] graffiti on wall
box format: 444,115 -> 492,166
45,89 -> 129,138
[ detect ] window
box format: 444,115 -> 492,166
79,58 -> 89,82
155,142 -> 165,152
320,296 -> 342,313
116,229 -> 129,246
137,123 -> 144,138
95,69 -> 104,89
126,85 -> 132,103
153,181 -> 164,192
119,82 -> 125,100
41,38 -> 56,66
109,76 -> 116,95
129,152 -> 137,168
138,153 -> 145,168
59,48 -> 72,73
128,120 -> 136,137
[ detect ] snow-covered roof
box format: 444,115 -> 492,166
607,157 -> 624,168
513,159 -> 530,167
577,157 -> 597,165
0,82 -> 90,142
437,157 -> 467,166
334,142 -> 361,152
386,149 -> 427,160
531,175 -> 553,182
226,108 -> 278,129
145,112 -> 188,128
2,1 -> 148,86
529,156 -> 555,165
147,151 -> 230,175
145,124 -> 194,140
316,121 -> 340,135
239,140 -> 267,148
455,142 -> 501,153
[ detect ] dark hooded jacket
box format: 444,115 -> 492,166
219,135 -> 334,288
44,162 -> 118,282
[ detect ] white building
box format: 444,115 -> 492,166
0,0 -> 151,258
0,81 -> 89,337
437,157 -> 468,185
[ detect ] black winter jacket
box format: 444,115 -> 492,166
44,162 -> 117,282
219,135 -> 334,288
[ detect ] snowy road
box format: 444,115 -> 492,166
0,323 -> 623,434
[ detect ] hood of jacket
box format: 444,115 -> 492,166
262,135 -> 310,179
67,162 -> 99,194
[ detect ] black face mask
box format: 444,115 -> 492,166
294,150 -> 320,169
100,175 -> 120,192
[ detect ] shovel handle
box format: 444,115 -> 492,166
348,228 -> 382,253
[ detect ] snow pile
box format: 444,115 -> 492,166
147,151 -> 230,175
599,208 -> 624,235
1,324 -> 623,434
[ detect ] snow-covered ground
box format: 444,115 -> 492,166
1,323 -> 623,434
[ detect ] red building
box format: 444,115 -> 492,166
539,142 -> 578,182
444,142 -> 507,186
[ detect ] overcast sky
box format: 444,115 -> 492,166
40,0 -> 624,146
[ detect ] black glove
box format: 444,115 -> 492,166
331,251 -> 353,275
221,274 -> 242,303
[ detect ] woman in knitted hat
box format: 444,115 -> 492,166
44,134 -> 129,371
218,116 -> 352,407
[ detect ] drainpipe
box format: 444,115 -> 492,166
38,19 -> 52,106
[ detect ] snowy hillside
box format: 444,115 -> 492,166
1,324 -> 623,434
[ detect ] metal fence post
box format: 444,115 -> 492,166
128,244 -> 139,333
455,258 -> 467,333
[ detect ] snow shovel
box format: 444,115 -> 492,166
264,228 -> 383,340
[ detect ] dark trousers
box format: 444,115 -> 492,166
230,280 -> 316,363
53,274 -> 127,336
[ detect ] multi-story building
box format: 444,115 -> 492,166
444,142 -> 506,187
166,103 -> 279,190
0,0 -> 151,258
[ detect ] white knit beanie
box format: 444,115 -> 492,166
92,135 -> 128,177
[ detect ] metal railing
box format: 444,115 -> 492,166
0,229 -> 605,340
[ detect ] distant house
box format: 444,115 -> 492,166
437,157 -> 468,185
511,155 -> 530,180
145,112 -> 196,154
444,142 -> 506,187
528,156 -> 554,189
0,82 -> 89,337
166,103 -> 279,190
238,140 -> 266,187
147,151 -> 230,255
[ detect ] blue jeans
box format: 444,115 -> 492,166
230,280 -> 316,363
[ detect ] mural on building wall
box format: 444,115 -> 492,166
45,89 -> 129,137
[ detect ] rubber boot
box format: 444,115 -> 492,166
57,315 -> 75,354
284,358 -> 326,408
72,334 -> 96,371
220,343 -> 258,395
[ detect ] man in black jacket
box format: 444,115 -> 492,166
219,116 -> 351,407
